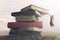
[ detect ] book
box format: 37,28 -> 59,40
21,5 -> 48,15
11,9 -> 40,17
8,21 -> 42,28
9,28 -> 42,34
15,15 -> 38,22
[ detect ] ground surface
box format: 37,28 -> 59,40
0,31 -> 58,40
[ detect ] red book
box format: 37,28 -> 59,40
8,21 -> 43,28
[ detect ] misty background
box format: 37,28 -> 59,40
0,0 -> 60,35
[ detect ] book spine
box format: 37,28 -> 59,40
8,21 -> 43,28
15,15 -> 38,22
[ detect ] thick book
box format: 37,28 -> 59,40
15,15 -> 38,22
11,9 -> 40,17
8,21 -> 42,28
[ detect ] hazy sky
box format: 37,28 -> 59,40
0,0 -> 60,34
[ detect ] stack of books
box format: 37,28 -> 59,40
7,5 -> 48,34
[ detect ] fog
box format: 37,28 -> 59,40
0,0 -> 60,34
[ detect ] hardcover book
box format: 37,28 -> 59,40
8,21 -> 42,28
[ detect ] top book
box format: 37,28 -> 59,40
21,5 -> 48,15
11,5 -> 48,17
